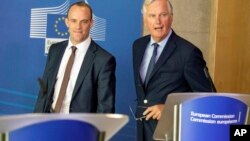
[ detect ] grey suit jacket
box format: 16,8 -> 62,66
34,40 -> 116,113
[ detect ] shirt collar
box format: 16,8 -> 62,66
67,36 -> 91,53
150,29 -> 173,47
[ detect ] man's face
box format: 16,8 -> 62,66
144,0 -> 173,42
65,5 -> 93,45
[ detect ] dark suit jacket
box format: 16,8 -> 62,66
34,40 -> 116,113
133,31 -> 214,141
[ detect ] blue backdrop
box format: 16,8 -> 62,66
0,0 -> 143,140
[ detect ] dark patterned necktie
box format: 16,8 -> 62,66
144,43 -> 159,87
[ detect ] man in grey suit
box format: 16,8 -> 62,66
34,2 -> 116,113
132,0 -> 215,140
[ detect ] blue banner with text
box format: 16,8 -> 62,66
181,96 -> 248,141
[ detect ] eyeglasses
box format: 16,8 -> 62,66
129,105 -> 148,121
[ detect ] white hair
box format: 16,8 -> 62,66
142,0 -> 173,15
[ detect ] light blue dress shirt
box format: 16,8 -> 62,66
140,29 -> 173,83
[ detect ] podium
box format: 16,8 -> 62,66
0,113 -> 128,141
153,92 -> 250,141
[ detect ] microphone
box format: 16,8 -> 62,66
203,66 -> 217,92
38,78 -> 57,113
46,79 -> 58,113
38,77 -> 47,95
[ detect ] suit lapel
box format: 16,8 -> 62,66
134,36 -> 150,98
72,40 -> 96,98
147,32 -> 177,86
52,42 -> 68,80
48,41 -> 68,95
135,36 -> 150,85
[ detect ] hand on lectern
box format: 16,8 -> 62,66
143,104 -> 164,120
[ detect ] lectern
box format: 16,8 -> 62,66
0,113 -> 128,141
153,92 -> 250,141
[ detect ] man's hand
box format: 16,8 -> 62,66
143,104 -> 164,120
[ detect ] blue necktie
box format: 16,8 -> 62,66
144,43 -> 159,87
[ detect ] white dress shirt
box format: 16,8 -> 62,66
52,36 -> 91,113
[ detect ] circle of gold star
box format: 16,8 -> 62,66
54,16 -> 68,37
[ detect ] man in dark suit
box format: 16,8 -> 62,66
132,0 -> 215,140
34,2 -> 116,113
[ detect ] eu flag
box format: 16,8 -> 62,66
46,14 -> 69,39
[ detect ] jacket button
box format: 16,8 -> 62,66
143,99 -> 148,104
